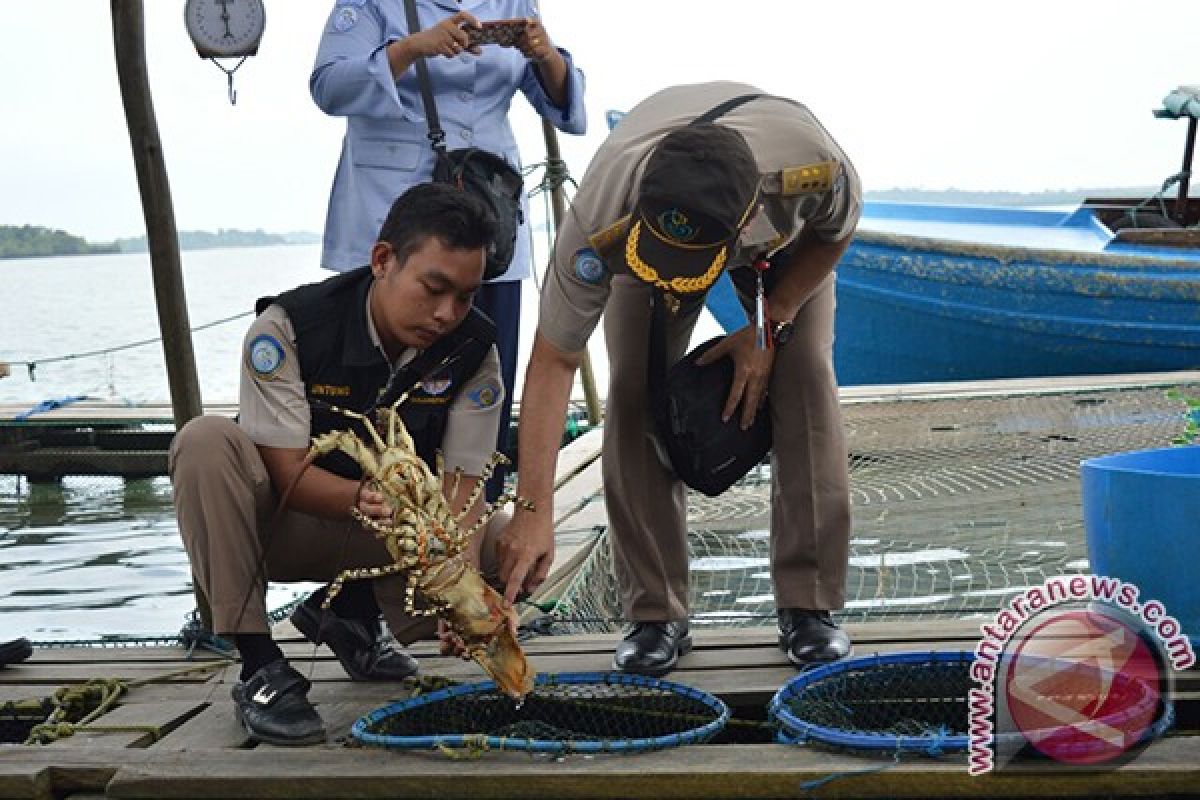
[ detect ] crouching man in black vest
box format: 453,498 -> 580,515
170,184 -> 504,746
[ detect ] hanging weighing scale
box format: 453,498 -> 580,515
183,0 -> 266,104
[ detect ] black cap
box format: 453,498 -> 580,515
620,124 -> 760,295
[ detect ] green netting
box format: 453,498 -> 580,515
545,384 -> 1196,632
769,652 -> 973,752
768,650 -> 1173,759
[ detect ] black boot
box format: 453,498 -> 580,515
612,621 -> 692,677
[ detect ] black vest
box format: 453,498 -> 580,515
257,267 -> 495,480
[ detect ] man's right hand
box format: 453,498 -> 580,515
407,11 -> 481,58
356,485 -> 394,523
494,509 -> 555,606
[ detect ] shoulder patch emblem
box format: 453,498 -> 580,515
468,381 -> 503,409
248,334 -> 285,379
332,5 -> 359,32
573,248 -> 606,285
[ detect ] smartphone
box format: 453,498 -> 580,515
465,19 -> 527,48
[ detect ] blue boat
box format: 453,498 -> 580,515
703,86 -> 1200,385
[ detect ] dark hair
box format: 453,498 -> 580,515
377,183 -> 496,266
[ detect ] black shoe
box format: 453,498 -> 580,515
612,621 -> 692,677
0,638 -> 32,667
231,659 -> 325,746
291,601 -> 418,682
777,609 -> 851,666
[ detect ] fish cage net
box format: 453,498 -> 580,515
769,652 -> 973,752
0,697 -> 55,745
352,671 -> 728,754
768,650 -> 1173,758
543,383 -> 1198,632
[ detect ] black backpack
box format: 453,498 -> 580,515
653,334 -> 772,497
403,0 -> 523,281
433,147 -> 523,281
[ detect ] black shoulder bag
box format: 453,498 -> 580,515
401,0 -> 524,281
649,93 -> 772,497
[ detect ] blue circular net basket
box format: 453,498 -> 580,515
352,671 -> 729,754
769,651 -> 974,753
769,650 -> 1174,757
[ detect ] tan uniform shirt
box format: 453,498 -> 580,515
238,299 -> 504,477
538,80 -> 862,354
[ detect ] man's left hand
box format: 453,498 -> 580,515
695,325 -> 775,430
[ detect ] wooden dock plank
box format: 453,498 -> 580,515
0,664 -> 223,686
150,702 -> 249,751
0,737 -> 1172,800
551,428 -> 603,490
44,701 -> 205,750
294,699 -> 381,745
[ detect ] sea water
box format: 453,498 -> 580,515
0,244 -> 732,641
0,244 -> 624,641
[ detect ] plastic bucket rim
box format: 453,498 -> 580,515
1080,444 -> 1200,478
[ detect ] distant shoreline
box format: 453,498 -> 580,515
0,225 -> 320,260
3,186 -> 1166,260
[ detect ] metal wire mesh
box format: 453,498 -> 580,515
353,672 -> 728,753
546,384 -> 1196,632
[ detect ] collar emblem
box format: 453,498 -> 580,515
421,372 -> 452,396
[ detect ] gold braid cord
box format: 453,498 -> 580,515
624,220 -> 727,295
307,391 -> 535,699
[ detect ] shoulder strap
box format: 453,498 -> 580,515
691,93 -> 764,127
691,92 -> 804,127
401,0 -> 447,155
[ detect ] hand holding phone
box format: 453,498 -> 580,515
465,19 -> 527,48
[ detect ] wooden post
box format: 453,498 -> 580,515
110,1 -> 203,430
1174,116 -> 1197,225
111,1 -> 210,630
541,119 -> 603,426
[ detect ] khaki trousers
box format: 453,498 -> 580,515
601,272 -> 850,621
169,415 -> 498,643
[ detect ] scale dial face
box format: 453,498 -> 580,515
184,0 -> 266,58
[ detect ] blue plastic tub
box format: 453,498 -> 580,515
1081,446 -> 1200,646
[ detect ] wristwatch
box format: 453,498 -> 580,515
771,319 -> 795,347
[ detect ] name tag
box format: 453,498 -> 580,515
310,383 -> 351,398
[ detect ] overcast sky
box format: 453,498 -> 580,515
1,0 -> 1197,241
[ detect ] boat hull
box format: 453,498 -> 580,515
833,228 -> 1200,385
